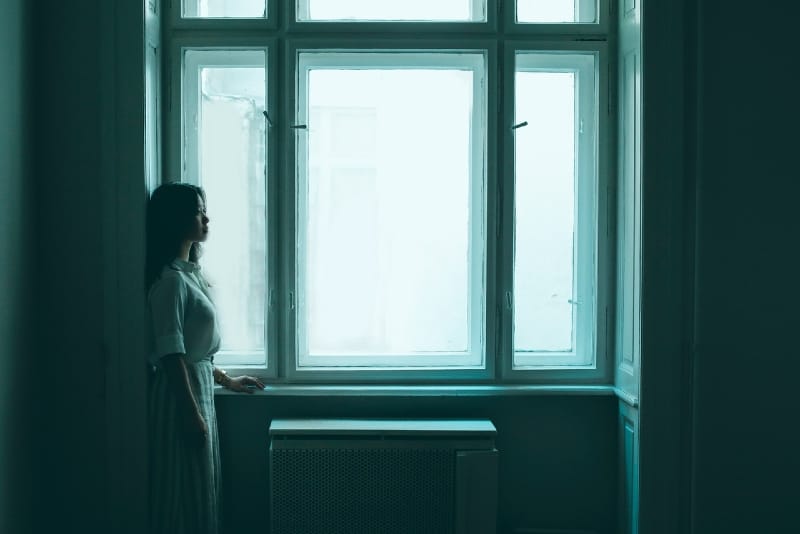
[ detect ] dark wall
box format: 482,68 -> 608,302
31,1 -> 108,533
217,394 -> 619,534
691,1 -> 800,532
0,0 -> 32,532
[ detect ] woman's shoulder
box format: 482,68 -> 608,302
148,266 -> 188,299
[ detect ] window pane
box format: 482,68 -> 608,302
298,0 -> 485,21
297,53 -> 485,367
516,0 -> 597,23
514,70 -> 575,353
183,0 -> 266,18
184,50 -> 267,365
513,51 -> 597,367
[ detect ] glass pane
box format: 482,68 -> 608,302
184,0 -> 266,18
516,0 -> 597,23
184,50 -> 267,363
298,54 -> 484,362
298,0 -> 484,21
513,68 -> 576,353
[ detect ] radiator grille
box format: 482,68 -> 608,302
271,447 -> 455,534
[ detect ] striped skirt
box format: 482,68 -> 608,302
148,359 -> 221,534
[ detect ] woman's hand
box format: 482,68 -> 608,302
225,375 -> 266,394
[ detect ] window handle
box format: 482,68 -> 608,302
505,291 -> 513,310
262,110 -> 273,127
290,124 -> 307,130
288,291 -> 295,310
511,121 -> 528,130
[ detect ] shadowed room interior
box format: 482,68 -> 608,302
1,1 -> 798,533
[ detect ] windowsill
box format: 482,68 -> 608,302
214,383 -> 638,406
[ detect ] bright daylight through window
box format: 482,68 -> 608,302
296,53 -> 486,369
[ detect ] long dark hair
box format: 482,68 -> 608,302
145,182 -> 206,292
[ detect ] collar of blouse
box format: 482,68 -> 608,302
170,258 -> 201,274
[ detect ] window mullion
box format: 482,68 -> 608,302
498,43 -> 515,379
265,38 -> 279,379
280,39 -> 299,381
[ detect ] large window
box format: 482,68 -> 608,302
165,0 -> 611,381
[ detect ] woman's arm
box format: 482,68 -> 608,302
161,353 -> 208,446
213,366 -> 265,393
212,366 -> 232,388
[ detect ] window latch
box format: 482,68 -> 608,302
511,121 -> 528,130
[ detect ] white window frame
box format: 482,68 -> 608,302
182,0 -> 269,19
500,42 -> 610,383
514,0 -> 599,25
181,46 -> 274,371
295,0 -> 487,23
505,0 -> 609,34
162,0 -> 613,384
511,50 -> 598,369
291,50 -> 488,375
287,0 -> 496,33
167,36 -> 281,379
172,0 -> 277,30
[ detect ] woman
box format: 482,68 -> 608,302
145,182 -> 264,534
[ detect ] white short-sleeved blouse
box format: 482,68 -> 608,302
147,258 -> 221,366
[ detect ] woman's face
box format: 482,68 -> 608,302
185,194 -> 210,243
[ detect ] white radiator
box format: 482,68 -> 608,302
269,419 -> 498,534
